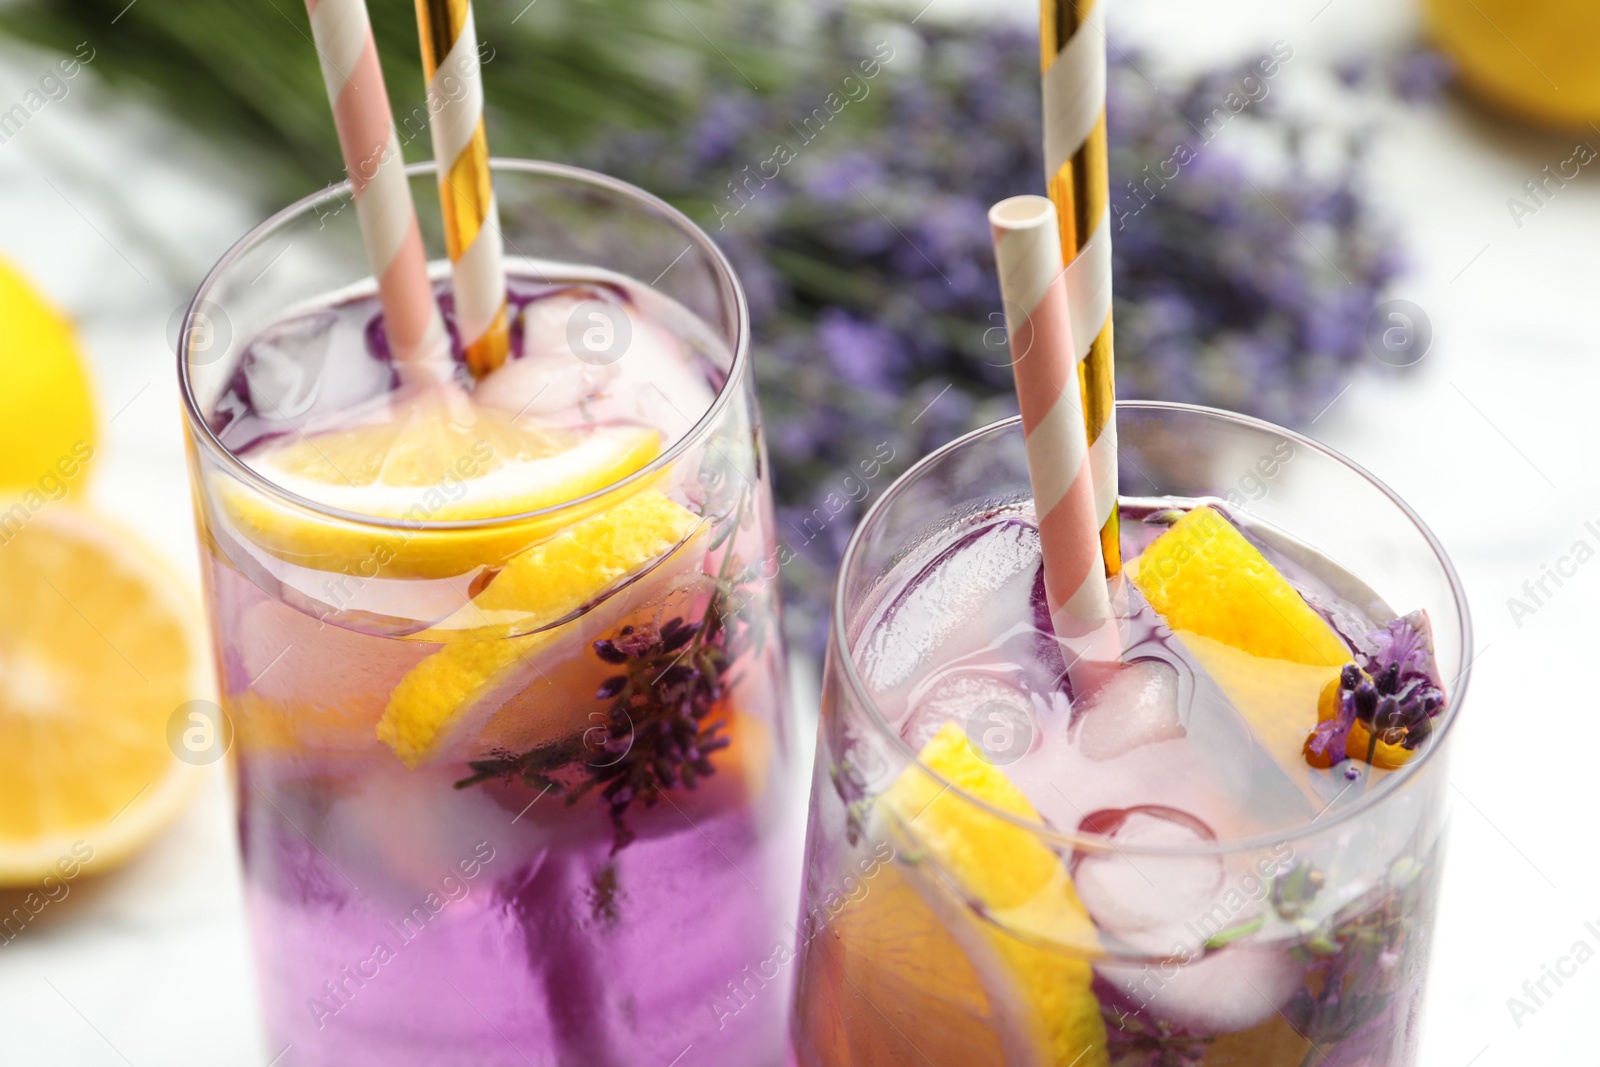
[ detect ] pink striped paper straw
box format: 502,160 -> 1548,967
306,0 -> 449,371
989,194 -> 1121,685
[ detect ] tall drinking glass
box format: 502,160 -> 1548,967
792,403 -> 1470,1066
179,161 -> 802,1066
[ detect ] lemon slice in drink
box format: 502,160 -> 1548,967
377,490 -> 703,767
798,853 -> 1021,1064
0,506 -> 208,884
806,722 -> 1108,1066
1131,506 -> 1350,667
1181,633 -> 1341,800
214,388 -> 661,579
1131,506 -> 1350,787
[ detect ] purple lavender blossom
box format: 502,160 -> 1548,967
585,19 -> 1409,648
1311,612 -> 1446,767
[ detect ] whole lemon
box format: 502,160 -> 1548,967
0,256 -> 97,494
1425,0 -> 1600,130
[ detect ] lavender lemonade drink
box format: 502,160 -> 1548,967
180,163 -> 801,1066
793,406 -> 1469,1067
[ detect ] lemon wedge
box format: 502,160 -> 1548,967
0,505 -> 208,884
376,490 -> 702,767
1181,632 -> 1341,798
1131,506 -> 1350,667
883,722 -> 1108,1066
803,722 -> 1108,1066
798,853 -> 1022,1065
213,388 -> 661,579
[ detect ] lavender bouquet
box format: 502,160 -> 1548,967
587,17 -> 1408,647
1,2 -> 1417,647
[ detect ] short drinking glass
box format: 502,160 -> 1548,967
791,403 -> 1469,1067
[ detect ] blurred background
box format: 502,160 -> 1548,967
0,0 -> 1595,1061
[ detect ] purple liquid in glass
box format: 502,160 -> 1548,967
204,272 -> 802,1066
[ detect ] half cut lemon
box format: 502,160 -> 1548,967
0,505 -> 209,884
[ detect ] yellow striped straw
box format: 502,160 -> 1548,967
416,0 -> 510,378
1040,0 -> 1120,575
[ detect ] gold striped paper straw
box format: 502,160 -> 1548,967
1041,0 -> 1120,575
416,0 -> 510,378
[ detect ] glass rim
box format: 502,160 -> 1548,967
830,401 -> 1475,858
176,157 -> 751,533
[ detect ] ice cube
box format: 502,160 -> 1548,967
858,519 -> 1042,695
476,293 -> 613,419
1077,807 -> 1303,1033
237,595 -> 422,730
242,311 -> 338,419
325,763 -> 526,910
1097,945 -> 1304,1035
900,669 -> 1044,764
476,291 -> 714,436
1074,807 -> 1224,944
604,308 -> 717,437
1074,660 -> 1185,761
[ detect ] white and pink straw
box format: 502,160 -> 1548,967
306,0 -> 449,371
990,194 -> 1121,687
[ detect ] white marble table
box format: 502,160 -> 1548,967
0,0 -> 1592,1061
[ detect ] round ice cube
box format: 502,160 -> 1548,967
900,669 -> 1037,765
1077,806 -> 1303,1033
1074,806 -> 1223,946
476,293 -> 618,418
1074,659 -> 1184,761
